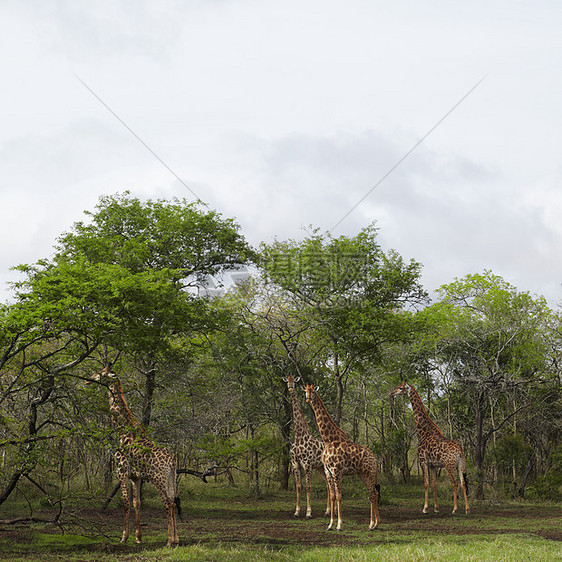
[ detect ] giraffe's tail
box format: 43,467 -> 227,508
166,464 -> 180,515
462,473 -> 469,496
459,450 -> 469,495
375,483 -> 381,501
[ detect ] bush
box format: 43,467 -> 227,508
529,445 -> 562,500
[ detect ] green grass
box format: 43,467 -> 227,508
0,478 -> 560,561
122,537 -> 562,562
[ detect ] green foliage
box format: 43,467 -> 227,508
529,445 -> 562,500
417,271 -> 555,498
489,434 -> 531,472
57,192 -> 255,277
261,223 -> 426,310
1,193 -> 561,516
0,192 -> 257,509
195,432 -> 281,467
11,193 -> 254,357
259,224 -> 428,428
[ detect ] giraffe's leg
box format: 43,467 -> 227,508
291,459 -> 301,517
447,466 -> 459,514
164,499 -> 178,547
173,486 -> 179,545
431,467 -> 439,513
118,476 -> 131,543
304,468 -> 313,519
372,481 -> 381,530
319,468 -> 331,516
359,472 -> 380,530
131,477 -> 142,543
421,460 -> 430,514
334,472 -> 343,531
154,479 -> 179,547
324,466 -> 336,531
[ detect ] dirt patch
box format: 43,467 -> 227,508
1,498 -> 560,558
535,529 -> 562,542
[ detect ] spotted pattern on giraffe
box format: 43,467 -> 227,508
305,384 -> 380,531
88,366 -> 179,547
390,381 -> 470,515
284,375 -> 330,518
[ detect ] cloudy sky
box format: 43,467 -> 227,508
2,0 -> 562,305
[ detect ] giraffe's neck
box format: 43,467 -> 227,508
407,386 -> 442,441
309,391 -> 348,443
108,379 -> 143,434
290,390 -> 311,441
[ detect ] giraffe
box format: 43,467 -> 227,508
305,384 -> 380,531
283,375 -> 330,518
87,366 -> 180,547
390,381 -> 470,515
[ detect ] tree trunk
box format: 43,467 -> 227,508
0,374 -> 55,507
280,443 -> 290,491
249,425 -> 260,498
362,382 -> 370,445
141,366 -> 156,428
380,405 -> 389,478
512,395 -> 518,482
518,458 -> 533,498
490,399 -> 497,485
474,391 -> 486,499
279,384 -> 291,491
0,471 -> 24,506
138,366 -> 157,502
333,352 -> 343,426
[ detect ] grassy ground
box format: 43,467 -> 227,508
0,478 -> 560,561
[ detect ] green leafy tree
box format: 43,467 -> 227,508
13,193 -> 255,419
0,295 -> 97,506
1,193 -> 254,506
426,271 -> 551,498
260,224 -> 427,423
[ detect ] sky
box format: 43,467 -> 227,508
2,0 -> 562,305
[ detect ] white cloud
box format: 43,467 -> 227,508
2,0 -> 562,306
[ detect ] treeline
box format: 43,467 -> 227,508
0,193 -> 560,512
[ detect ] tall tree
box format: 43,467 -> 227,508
0,193 -> 254,506
260,224 -> 427,423
425,271 -> 551,498
0,274 -> 99,507
13,193 -> 255,423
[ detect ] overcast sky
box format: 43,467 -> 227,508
2,0 -> 562,305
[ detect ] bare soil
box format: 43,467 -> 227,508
0,495 -> 561,558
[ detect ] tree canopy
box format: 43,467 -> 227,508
1,195 -> 561,512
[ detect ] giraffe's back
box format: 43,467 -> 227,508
120,436 -> 175,485
323,440 -> 378,475
420,434 -> 464,469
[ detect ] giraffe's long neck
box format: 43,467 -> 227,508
108,379 -> 143,434
308,391 -> 348,443
290,390 -> 311,441
408,386 -> 442,441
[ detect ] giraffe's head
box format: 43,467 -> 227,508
389,381 -> 410,398
283,375 -> 300,393
305,383 -> 317,404
85,365 -> 117,385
